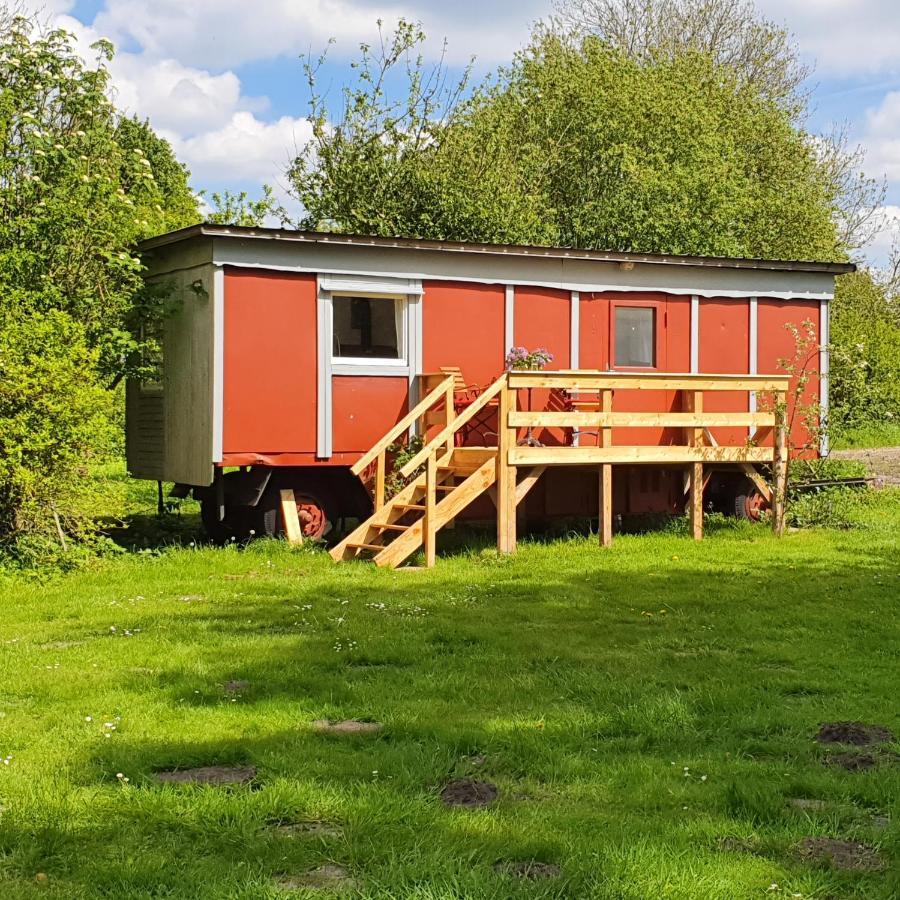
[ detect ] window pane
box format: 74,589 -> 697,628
332,296 -> 402,360
615,306 -> 655,367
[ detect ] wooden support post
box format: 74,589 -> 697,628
279,489 -> 304,546
599,388 -> 613,547
773,389 -> 788,536
497,377 -> 517,554
686,390 -> 704,540
375,453 -> 386,512
689,462 -> 703,540
424,450 -> 437,567
445,379 -> 455,456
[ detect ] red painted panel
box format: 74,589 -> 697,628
579,293 -> 609,370
758,299 -> 821,456
223,268 -> 317,453
514,287 -> 570,445
422,281 -> 505,389
699,299 -> 750,447
332,376 -> 410,454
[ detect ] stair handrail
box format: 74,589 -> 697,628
351,374 -> 456,478
398,373 -> 508,478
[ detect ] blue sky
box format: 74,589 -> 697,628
35,0 -> 900,265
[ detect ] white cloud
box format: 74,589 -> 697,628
862,90 -> 900,183
865,205 -> 900,268
755,0 -> 900,78
165,111 -> 312,183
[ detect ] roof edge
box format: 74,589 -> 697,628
137,224 -> 857,275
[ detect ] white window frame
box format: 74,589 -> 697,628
330,291 -> 410,374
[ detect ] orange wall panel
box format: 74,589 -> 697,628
332,376 -> 410,454
514,287 -> 571,446
578,293 -> 609,370
699,299 -> 750,447
223,268 -> 317,454
758,299 -> 821,455
422,281 -> 505,388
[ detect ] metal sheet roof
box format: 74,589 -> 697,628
138,224 -> 856,275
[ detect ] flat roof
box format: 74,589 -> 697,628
138,224 -> 856,276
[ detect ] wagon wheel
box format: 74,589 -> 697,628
257,485 -> 333,541
734,489 -> 767,522
288,491 -> 330,540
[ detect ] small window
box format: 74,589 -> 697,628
615,306 -> 656,368
332,295 -> 403,361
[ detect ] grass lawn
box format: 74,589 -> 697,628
0,493 -> 898,899
831,423 -> 900,451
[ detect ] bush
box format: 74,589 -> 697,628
0,311 -> 115,562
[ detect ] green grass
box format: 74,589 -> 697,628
831,423 -> 900,450
0,494 -> 898,898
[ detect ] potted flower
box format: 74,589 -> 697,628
504,347 -> 553,446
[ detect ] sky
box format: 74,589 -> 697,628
23,0 -> 900,265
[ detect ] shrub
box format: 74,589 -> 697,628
0,311 -> 115,561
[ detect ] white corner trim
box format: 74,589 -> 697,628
505,285 -> 515,354
570,291 -> 580,369
748,296 -> 758,438
690,294 -> 700,374
211,265 -> 225,463
316,279 -> 333,459
819,297 -> 830,456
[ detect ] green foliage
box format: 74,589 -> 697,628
787,486 -> 873,530
789,456 -> 867,483
205,185 -> 290,227
0,14 -> 198,554
828,271 -> 900,440
0,310 -> 115,558
291,23 -> 841,261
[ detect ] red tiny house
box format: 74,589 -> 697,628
128,226 -> 852,545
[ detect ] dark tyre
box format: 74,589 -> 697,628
734,490 -> 766,522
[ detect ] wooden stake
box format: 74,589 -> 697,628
279,489 -> 304,546
424,450 -> 437,567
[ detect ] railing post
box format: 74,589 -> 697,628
375,453 -> 386,512
599,388 -> 613,547
497,376 -> 517,554
773,389 -> 788,536
686,389 -> 704,540
425,449 -> 437,567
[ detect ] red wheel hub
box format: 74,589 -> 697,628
742,491 -> 766,522
293,492 -> 328,540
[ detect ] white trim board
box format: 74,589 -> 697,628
211,238 -> 839,301
505,285 -> 515,354
748,296 -> 758,438
819,298 -> 830,456
211,265 -> 225,464
690,295 -> 699,374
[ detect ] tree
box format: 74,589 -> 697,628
205,184 -> 290,227
290,23 -> 841,261
551,0 -> 808,110
0,11 -> 196,554
550,0 -> 885,255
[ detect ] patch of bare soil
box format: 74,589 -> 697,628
223,680 -> 250,693
312,719 -> 382,735
797,837 -> 885,872
275,865 -> 356,892
831,446 -> 900,484
155,765 -> 257,785
272,821 -> 343,838
824,752 -> 880,771
789,798 -> 829,811
716,836 -> 763,854
440,779 -> 498,808
493,860 -> 560,879
816,722 -> 895,746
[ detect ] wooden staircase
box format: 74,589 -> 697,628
330,447 -> 498,568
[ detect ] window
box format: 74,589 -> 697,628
332,295 -> 404,361
615,306 -> 656,368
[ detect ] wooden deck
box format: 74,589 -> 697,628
331,370 -> 790,568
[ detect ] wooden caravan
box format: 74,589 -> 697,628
129,225 -> 853,556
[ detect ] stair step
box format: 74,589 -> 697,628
394,503 -> 425,511
348,542 -> 386,552
435,484 -> 457,492
373,523 -> 407,532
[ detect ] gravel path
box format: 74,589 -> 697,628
831,446 -> 900,485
